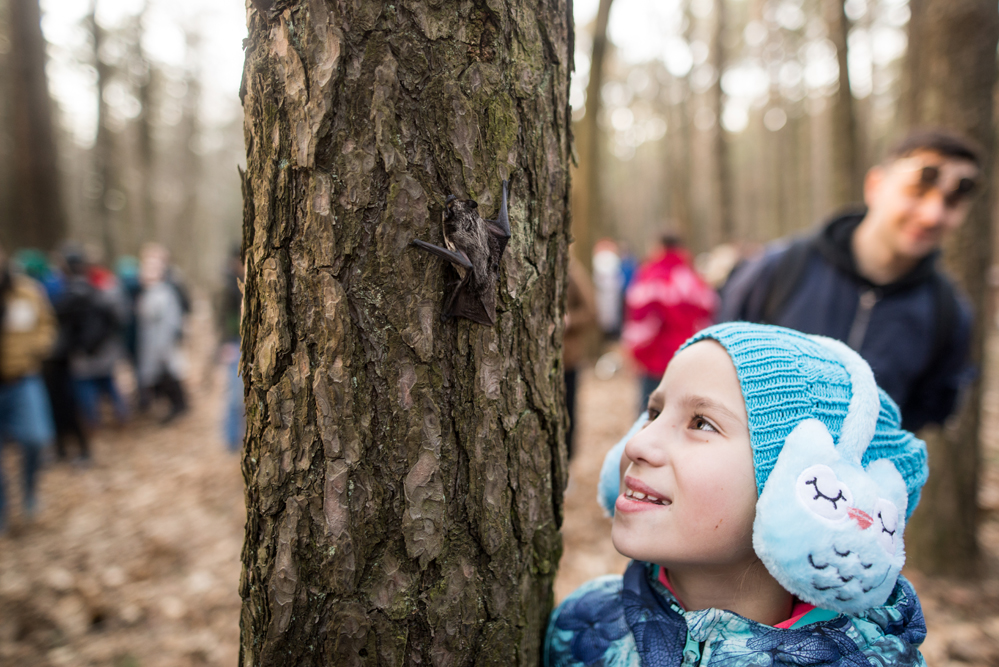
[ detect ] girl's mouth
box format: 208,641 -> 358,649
621,476 -> 671,506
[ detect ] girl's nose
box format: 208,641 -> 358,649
624,420 -> 668,467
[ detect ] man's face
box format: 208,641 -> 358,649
864,150 -> 980,261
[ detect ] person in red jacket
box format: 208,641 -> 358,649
622,235 -> 717,413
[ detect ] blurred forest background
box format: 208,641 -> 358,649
0,0 -> 246,289
0,0 -> 990,288
570,0 -> 983,258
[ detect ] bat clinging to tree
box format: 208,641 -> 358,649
410,180 -> 510,326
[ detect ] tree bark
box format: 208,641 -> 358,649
6,0 -> 66,250
238,1 -> 572,664
826,0 -> 861,208
902,0 -> 998,578
572,0 -> 613,270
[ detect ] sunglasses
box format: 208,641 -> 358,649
897,159 -> 980,207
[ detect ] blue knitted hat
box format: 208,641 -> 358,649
680,322 -> 928,517
597,321 -> 928,613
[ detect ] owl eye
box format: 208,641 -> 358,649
796,465 -> 854,521
875,499 -> 899,554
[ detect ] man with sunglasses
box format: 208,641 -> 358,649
720,129 -> 979,432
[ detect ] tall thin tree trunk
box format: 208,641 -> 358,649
89,0 -> 117,260
173,30 -> 200,280
238,0 -> 572,663
903,0 -> 998,578
132,1 -> 155,253
6,0 -> 66,250
0,1 -> 13,237
666,73 -> 693,244
572,0 -> 613,270
901,0 -> 926,131
711,0 -> 734,244
826,0 -> 861,208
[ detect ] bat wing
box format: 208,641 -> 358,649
487,180 -> 510,238
485,179 -> 511,270
444,275 -> 496,326
410,239 -> 473,270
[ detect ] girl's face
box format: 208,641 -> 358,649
612,340 -> 759,570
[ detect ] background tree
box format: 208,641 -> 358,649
825,0 -> 861,208
710,0 -> 734,243
0,2 -> 11,234
5,0 -> 67,250
88,0 -> 119,260
902,0 -> 998,578
238,0 -> 572,663
572,0 -> 614,270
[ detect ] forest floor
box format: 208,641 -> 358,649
0,300 -> 997,666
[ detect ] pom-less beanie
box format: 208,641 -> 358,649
682,322 -> 928,517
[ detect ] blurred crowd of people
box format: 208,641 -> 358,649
0,241 -> 245,535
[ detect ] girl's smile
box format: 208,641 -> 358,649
617,475 -> 671,511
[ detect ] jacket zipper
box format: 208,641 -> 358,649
847,288 -> 879,351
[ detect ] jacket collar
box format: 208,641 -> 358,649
813,210 -> 942,296
622,560 -> 925,666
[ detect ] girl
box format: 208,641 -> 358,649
546,322 -> 928,666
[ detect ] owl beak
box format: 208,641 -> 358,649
847,506 -> 874,530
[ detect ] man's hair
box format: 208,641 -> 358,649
884,128 -> 982,168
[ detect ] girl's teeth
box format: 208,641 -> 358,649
633,492 -> 646,500
647,496 -> 659,503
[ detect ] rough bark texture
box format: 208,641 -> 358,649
5,0 -> 66,250
238,1 -> 572,664
571,0 -> 612,270
903,0 -> 998,577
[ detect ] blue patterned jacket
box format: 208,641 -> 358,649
545,561 -> 926,667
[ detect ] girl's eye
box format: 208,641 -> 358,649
646,407 -> 661,421
690,415 -> 716,432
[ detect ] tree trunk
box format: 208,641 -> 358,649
132,0 -> 156,253
665,72 -> 693,244
89,0 -> 117,261
711,0 -> 734,244
826,0 -> 861,208
903,0 -> 998,578
6,0 -> 66,250
172,30 -> 201,281
238,1 -> 572,664
0,1 -> 13,237
572,0 -> 613,270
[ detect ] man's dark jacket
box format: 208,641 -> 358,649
719,212 -> 972,432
